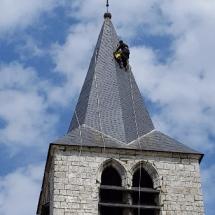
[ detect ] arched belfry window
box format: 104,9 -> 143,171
99,165 -> 124,215
98,160 -> 160,215
132,164 -> 160,215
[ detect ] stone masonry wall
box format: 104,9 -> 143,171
37,154 -> 54,215
51,146 -> 204,215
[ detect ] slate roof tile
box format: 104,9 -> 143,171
68,15 -> 154,143
53,126 -> 201,155
61,14 -> 203,157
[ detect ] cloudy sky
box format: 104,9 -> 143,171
0,0 -> 214,214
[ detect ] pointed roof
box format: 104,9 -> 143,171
53,13 -> 202,157
68,13 -> 154,143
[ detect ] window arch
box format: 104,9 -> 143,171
131,162 -> 160,215
97,158 -> 127,186
98,160 -> 161,215
98,160 -> 125,215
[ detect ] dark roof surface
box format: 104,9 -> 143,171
68,14 -> 154,143
54,125 -> 201,155
63,14 -> 202,156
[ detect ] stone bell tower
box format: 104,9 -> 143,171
37,11 -> 205,215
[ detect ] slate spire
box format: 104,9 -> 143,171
55,13 -> 201,156
68,13 -> 154,144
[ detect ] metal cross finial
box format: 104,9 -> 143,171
106,0 -> 109,12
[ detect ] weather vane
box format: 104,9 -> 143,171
106,0 -> 109,13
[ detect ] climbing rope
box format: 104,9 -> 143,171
128,69 -> 142,215
75,110 -> 83,156
74,48 -> 106,154
137,162 -> 142,215
74,109 -> 84,202
94,49 -> 106,152
74,49 -> 107,209
128,70 -> 141,147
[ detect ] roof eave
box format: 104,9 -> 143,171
50,142 -> 204,162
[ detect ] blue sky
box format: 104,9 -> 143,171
0,0 -> 215,214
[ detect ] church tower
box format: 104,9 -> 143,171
37,10 -> 205,215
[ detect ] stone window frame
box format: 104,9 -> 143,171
130,161 -> 161,189
130,161 -> 161,215
97,159 -> 161,215
97,158 -> 127,187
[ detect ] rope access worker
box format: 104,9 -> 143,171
114,40 -> 130,70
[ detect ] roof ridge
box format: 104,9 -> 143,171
128,129 -> 156,145
81,124 -> 126,146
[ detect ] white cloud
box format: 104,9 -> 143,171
69,0 -> 163,38
0,163 -> 44,215
0,63 -> 58,149
127,0 -> 215,152
16,37 -> 45,60
0,0 -> 59,35
49,22 -> 100,106
130,44 -> 215,151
